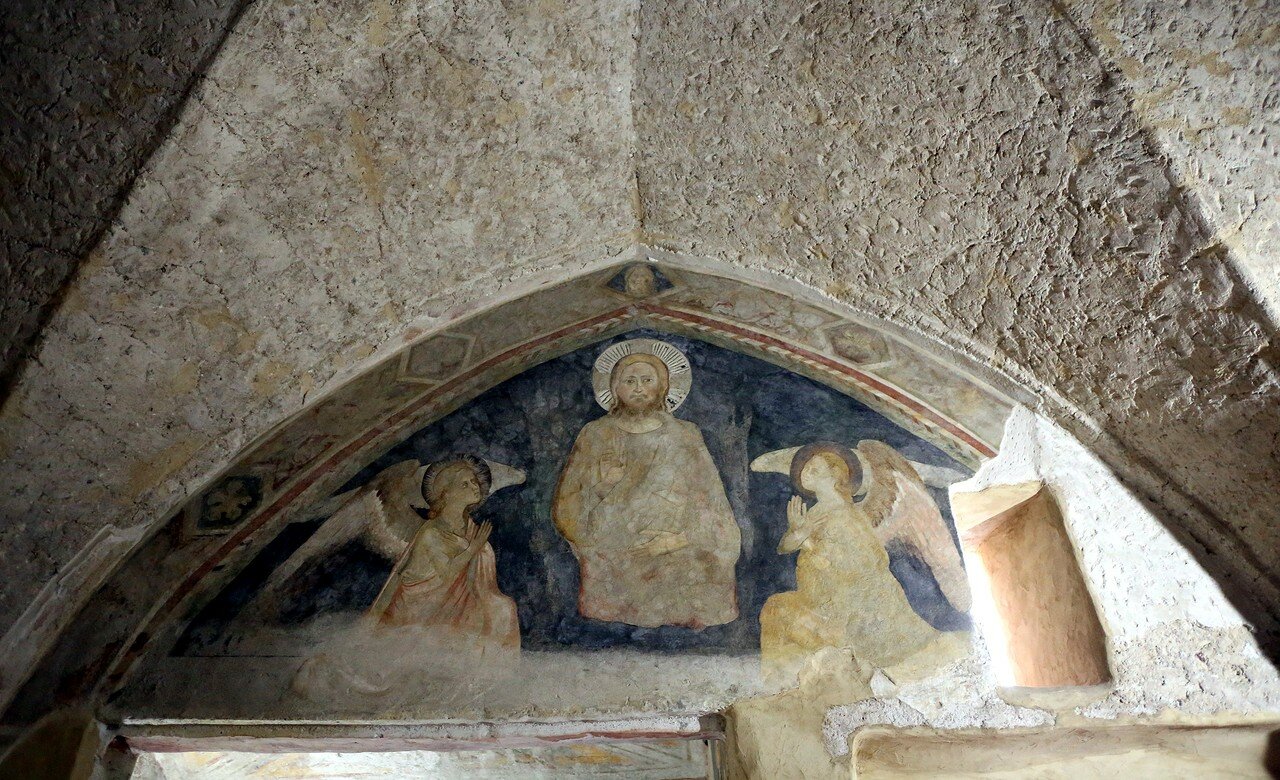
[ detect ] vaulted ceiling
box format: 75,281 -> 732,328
1,0 -> 1276,715
1,0 -> 252,391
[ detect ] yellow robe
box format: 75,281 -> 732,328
553,413 -> 741,628
761,501 -> 937,672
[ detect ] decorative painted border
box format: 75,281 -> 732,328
103,302 -> 998,697
640,304 -> 994,459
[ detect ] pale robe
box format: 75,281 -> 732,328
553,412 -> 741,628
761,500 -> 937,674
376,522 -> 519,657
291,523 -> 517,704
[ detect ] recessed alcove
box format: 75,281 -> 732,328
952,481 -> 1111,689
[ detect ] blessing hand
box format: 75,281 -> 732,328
600,458 -> 626,485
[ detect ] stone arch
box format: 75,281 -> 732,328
0,0 -> 1277,770
4,259 -> 1022,721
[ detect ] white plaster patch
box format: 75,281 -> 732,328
956,406 -> 1249,638
823,646 -> 1054,757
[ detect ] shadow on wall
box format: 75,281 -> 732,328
0,708 -> 98,780
0,0 -> 252,394
1268,729 -> 1280,779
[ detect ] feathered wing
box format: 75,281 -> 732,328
360,459 -> 427,556
280,490 -> 391,583
249,461 -> 422,614
858,441 -> 972,613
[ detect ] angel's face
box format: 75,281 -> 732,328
435,464 -> 485,509
799,453 -> 841,495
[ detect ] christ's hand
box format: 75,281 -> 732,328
600,458 -> 626,486
634,530 -> 688,556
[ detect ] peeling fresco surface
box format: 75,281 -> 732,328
125,331 -> 973,718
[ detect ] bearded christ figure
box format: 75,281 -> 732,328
553,339 -> 741,628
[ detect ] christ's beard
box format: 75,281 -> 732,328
612,398 -> 664,417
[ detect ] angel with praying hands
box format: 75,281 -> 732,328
750,440 -> 971,677
254,454 -> 526,658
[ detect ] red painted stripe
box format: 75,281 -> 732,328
106,307 -> 632,683
640,303 -> 995,458
107,303 -> 991,685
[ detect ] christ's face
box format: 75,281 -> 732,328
614,362 -> 663,412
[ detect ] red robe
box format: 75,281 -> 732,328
378,522 -> 519,656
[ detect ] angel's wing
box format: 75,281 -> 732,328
858,441 -> 972,613
249,461 -> 422,614
361,459 -> 427,554
256,488 -> 390,601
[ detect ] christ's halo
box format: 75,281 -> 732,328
592,338 -> 692,412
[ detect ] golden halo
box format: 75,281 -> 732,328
592,338 -> 692,412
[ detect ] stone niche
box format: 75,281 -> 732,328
952,481 -> 1110,689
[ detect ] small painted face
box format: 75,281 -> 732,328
799,453 -> 840,495
441,465 -> 485,507
623,265 -> 658,297
615,362 -> 663,411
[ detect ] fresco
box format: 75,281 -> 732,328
555,339 -> 740,628
751,441 -> 971,681
140,329 -> 975,715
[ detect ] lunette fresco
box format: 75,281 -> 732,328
81,263 -> 1016,719
146,325 -> 976,714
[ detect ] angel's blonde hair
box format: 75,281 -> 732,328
790,442 -> 862,500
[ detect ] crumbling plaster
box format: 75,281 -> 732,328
1062,0 -> 1280,319
0,0 -> 251,391
1,0 -> 1279,728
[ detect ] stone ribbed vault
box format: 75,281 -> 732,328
0,0 -> 1276,723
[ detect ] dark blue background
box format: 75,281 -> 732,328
177,329 -> 970,656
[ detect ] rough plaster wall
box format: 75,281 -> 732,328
960,407 -> 1280,718
820,407 -> 1279,759
634,0 -> 1280,645
1062,0 -> 1280,319
0,0 -> 249,390
0,0 -> 638,636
